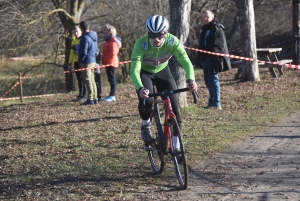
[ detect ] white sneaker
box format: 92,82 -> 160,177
141,125 -> 152,143
104,96 -> 116,102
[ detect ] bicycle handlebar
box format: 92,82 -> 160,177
148,88 -> 199,104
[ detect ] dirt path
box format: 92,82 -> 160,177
124,112 -> 300,200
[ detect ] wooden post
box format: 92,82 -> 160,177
19,72 -> 23,103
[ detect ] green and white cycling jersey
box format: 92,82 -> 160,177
130,33 -> 195,90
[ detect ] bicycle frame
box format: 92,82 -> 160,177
150,88 -> 198,153
162,96 -> 176,153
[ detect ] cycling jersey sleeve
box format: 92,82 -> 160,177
172,39 -> 195,81
130,40 -> 144,90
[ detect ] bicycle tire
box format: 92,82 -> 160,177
147,103 -> 164,174
169,117 -> 188,190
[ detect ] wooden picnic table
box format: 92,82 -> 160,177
232,48 -> 293,79
257,47 -> 283,77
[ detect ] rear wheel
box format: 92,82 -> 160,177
169,117 -> 188,189
147,103 -> 164,174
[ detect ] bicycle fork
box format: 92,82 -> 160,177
164,122 -> 180,153
164,123 -> 172,154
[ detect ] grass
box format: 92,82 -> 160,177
0,67 -> 300,200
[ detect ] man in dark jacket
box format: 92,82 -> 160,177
197,10 -> 231,110
78,21 -> 99,105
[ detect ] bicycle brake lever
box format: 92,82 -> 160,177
192,91 -> 199,104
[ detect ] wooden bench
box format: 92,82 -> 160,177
231,59 -> 293,79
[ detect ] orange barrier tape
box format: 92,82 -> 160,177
64,60 -> 132,74
0,81 -> 20,98
0,93 -> 56,101
185,47 -> 299,70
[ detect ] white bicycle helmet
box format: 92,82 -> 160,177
146,15 -> 169,33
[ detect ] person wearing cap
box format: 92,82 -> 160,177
130,15 -> 198,145
78,21 -> 99,105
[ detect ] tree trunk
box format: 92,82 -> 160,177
64,33 -> 74,92
235,0 -> 260,81
168,0 -> 191,107
54,0 -> 85,91
293,0 -> 300,64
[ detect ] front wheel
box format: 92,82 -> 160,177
169,117 -> 188,190
147,104 -> 164,174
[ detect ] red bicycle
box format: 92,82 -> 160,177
145,88 -> 198,190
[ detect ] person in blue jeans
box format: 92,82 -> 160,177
202,59 -> 221,108
197,10 -> 231,110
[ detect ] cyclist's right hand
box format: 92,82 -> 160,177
187,79 -> 198,93
139,87 -> 149,99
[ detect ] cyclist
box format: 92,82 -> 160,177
130,15 -> 198,147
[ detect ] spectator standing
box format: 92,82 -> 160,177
197,10 -> 231,110
68,26 -> 87,103
78,21 -> 99,105
101,24 -> 122,102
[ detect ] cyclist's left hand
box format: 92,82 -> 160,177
187,80 -> 198,92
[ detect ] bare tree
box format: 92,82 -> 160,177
168,0 -> 192,107
235,0 -> 260,81
0,0 -> 172,90
0,0 -> 110,91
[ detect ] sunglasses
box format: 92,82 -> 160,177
148,32 -> 166,39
